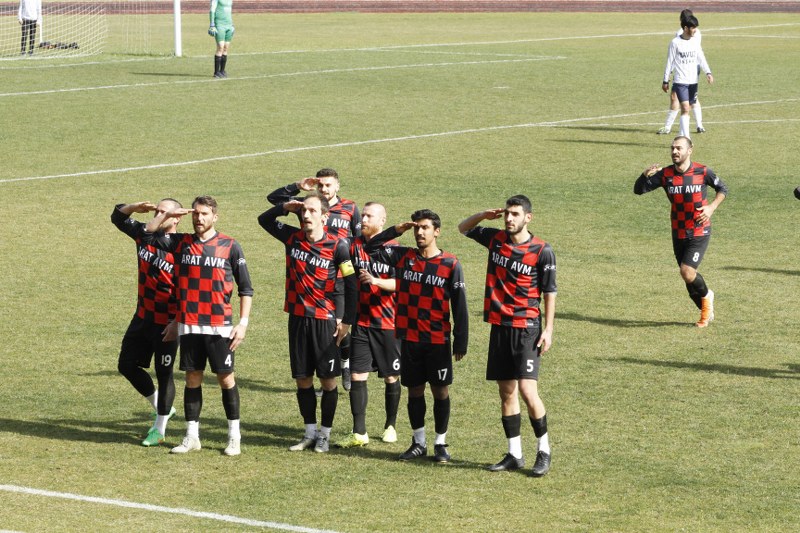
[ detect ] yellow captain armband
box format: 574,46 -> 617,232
339,260 -> 355,277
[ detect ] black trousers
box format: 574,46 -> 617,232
21,19 -> 36,53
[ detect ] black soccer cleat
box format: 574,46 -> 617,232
433,444 -> 451,463
530,451 -> 551,477
488,453 -> 525,472
398,439 -> 427,461
696,127 -> 706,133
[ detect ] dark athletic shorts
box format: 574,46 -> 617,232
400,340 -> 453,388
673,235 -> 710,269
351,324 -> 401,377
119,316 -> 178,371
179,333 -> 234,374
288,314 -> 340,379
486,322 -> 542,381
672,83 -> 699,105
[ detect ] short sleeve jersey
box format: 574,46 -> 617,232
143,231 -> 253,327
636,162 -> 728,240
465,226 -> 556,328
111,206 -> 177,326
351,236 -> 399,329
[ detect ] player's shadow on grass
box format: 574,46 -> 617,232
131,71 -> 211,78
615,357 -> 800,380
722,265 -> 800,277
79,371 -> 293,394
0,416 -> 176,445
559,311 -> 686,328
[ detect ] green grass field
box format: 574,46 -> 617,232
1,11 -> 799,532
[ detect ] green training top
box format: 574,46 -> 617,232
210,0 -> 232,26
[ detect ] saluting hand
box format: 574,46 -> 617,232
297,177 -> 319,191
644,164 -> 662,177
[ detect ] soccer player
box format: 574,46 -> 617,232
111,200 -> 182,447
658,9 -> 707,135
268,168 -> 361,391
142,196 -> 253,456
336,202 -> 402,448
635,136 -> 728,327
661,14 -> 713,138
209,0 -> 234,78
459,195 -> 556,477
365,209 -> 468,463
258,192 -> 358,453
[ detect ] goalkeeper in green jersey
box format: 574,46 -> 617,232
208,0 -> 234,78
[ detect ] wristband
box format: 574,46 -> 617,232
239,317 -> 249,327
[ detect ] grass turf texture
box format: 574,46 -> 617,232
1,11 -> 800,532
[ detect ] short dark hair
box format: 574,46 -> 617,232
160,197 -> 183,209
673,135 -> 693,148
679,9 -> 694,26
411,209 -> 441,229
683,15 -> 699,28
192,195 -> 218,213
316,168 -> 339,180
304,190 -> 330,214
506,194 -> 532,214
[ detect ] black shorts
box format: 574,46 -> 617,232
119,317 -> 178,371
486,323 -> 542,381
179,333 -> 234,374
288,314 -> 340,379
400,340 -> 453,388
672,83 -> 699,105
673,235 -> 710,269
351,324 -> 401,377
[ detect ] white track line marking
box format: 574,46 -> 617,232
0,57 -> 564,98
0,484 -> 337,533
2,98 -> 797,185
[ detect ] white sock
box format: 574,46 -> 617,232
693,103 -> 703,128
679,114 -> 690,138
186,420 -> 200,439
664,109 -> 678,130
319,426 -> 331,439
228,419 -> 240,440
146,391 -> 158,410
305,423 -> 318,439
413,427 -> 426,447
155,414 -> 168,435
434,432 -> 447,446
508,436 -> 523,459
538,433 -> 550,455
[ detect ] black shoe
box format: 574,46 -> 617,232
341,365 -> 352,391
488,453 -> 525,472
398,439 -> 427,461
433,444 -> 451,463
220,70 -> 228,78
530,451 -> 551,477
696,127 -> 706,133
213,72 -> 224,78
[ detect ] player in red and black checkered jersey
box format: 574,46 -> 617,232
365,209 -> 468,463
258,191 -> 358,453
112,199 -> 182,447
635,136 -> 728,327
268,168 -> 361,389
142,195 -> 253,457
460,195 -> 557,477
333,202 -> 403,448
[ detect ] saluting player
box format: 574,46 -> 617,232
366,209 -> 468,463
336,202 -> 403,448
111,200 -> 182,447
268,168 -> 361,390
142,196 -> 253,456
459,195 -> 556,477
258,191 -> 358,453
635,136 -> 728,327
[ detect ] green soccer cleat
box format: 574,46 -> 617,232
141,427 -> 165,447
336,432 -> 369,448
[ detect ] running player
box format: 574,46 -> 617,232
209,0 -> 234,78
111,200 -> 182,447
635,136 -> 728,327
365,209 -> 468,463
459,195 -> 556,477
142,196 -> 253,456
258,192 -> 358,453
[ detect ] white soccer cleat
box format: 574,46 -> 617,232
170,435 -> 201,454
223,437 -> 241,456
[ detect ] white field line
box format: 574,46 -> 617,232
0,484 -> 338,533
713,33 -> 800,39
0,22 -> 796,70
0,57 -> 565,98
2,98 -> 798,185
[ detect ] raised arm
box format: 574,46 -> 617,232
458,208 -> 503,235
634,165 -> 663,195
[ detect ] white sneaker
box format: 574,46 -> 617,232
289,434 -> 317,451
224,437 -> 241,456
170,435 -> 201,454
381,425 -> 398,443
314,435 -> 330,453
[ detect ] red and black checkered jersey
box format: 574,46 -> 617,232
465,226 -> 557,328
351,236 -> 399,329
112,206 -> 177,326
259,205 -> 358,324
635,162 -> 728,240
139,230 -> 254,327
266,183 -> 362,239
366,227 -> 469,354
